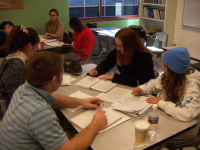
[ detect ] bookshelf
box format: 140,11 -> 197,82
139,0 -> 177,46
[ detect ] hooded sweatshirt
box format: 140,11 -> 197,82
140,69 -> 200,127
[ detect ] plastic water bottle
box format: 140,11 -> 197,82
148,104 -> 159,136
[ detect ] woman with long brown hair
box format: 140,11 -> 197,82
89,27 -> 154,87
0,25 -> 39,117
133,47 -> 200,148
44,8 -> 64,40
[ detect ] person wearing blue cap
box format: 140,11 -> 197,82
133,47 -> 200,148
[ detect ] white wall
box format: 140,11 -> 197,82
174,0 -> 200,46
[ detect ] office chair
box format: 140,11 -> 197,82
147,32 -> 168,64
63,32 -> 73,44
129,25 -> 147,47
97,33 -> 111,62
166,129 -> 200,150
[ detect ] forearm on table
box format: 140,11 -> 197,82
51,94 -> 83,109
70,49 -> 87,56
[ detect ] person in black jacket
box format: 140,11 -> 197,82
89,27 -> 154,87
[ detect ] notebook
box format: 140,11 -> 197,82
75,76 -> 117,93
69,108 -> 122,133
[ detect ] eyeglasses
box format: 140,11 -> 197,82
49,14 -> 57,17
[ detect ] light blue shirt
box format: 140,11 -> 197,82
0,81 -> 68,150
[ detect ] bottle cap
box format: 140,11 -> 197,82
152,104 -> 158,109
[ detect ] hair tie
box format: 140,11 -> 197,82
20,25 -> 28,33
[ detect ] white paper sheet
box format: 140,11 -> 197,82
147,46 -> 164,52
95,87 -> 132,103
45,41 -> 64,47
64,91 -> 93,113
90,80 -> 117,93
61,75 -> 71,86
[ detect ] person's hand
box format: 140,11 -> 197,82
61,45 -> 75,54
99,75 -> 114,81
145,97 -> 160,104
89,68 -> 98,76
91,105 -> 108,130
44,32 -> 49,39
81,98 -> 104,109
133,87 -> 142,96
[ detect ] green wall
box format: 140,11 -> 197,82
0,0 -> 139,35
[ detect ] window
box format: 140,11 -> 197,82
68,0 -> 139,22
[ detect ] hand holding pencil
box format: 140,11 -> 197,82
133,79 -> 142,96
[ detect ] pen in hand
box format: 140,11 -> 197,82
137,79 -> 140,96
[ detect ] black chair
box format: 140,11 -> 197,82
166,130 -> 200,150
97,34 -> 111,60
63,32 -> 73,44
129,25 -> 147,47
86,23 -> 97,28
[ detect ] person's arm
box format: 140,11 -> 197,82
92,49 -> 117,76
44,21 -> 64,40
74,31 -> 95,57
51,94 -> 104,109
139,75 -> 163,95
157,82 -> 200,122
112,52 -> 154,87
56,105 -> 108,150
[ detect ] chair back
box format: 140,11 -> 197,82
98,34 -> 111,54
129,25 -> 147,47
86,23 -> 97,28
153,32 -> 168,48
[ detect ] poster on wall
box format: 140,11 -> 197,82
0,0 -> 24,10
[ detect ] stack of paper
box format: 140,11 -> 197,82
111,94 -> 152,118
75,76 -> 117,93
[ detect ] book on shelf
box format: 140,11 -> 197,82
74,76 -> 118,93
69,108 -> 123,133
143,0 -> 166,4
142,7 -> 165,20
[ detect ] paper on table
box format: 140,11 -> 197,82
69,108 -> 123,133
70,76 -> 77,82
147,46 -> 164,52
61,75 -> 70,86
45,41 -> 64,47
96,87 -> 132,103
99,108 -> 130,133
64,91 -> 93,113
75,76 -> 100,88
90,80 -> 117,93
112,94 -> 148,112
